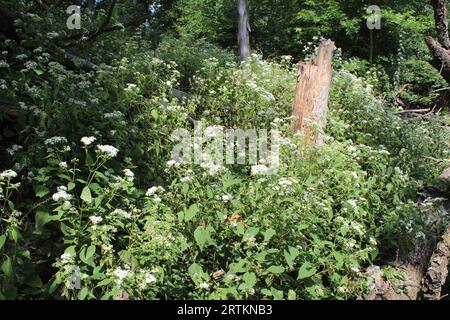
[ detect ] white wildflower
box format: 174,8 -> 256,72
44,136 -> 68,146
52,186 -> 71,202
144,274 -> 157,285
0,169 -> 18,180
199,282 -> 210,290
251,165 -> 270,176
80,136 -> 96,146
123,169 -> 134,182
96,145 -> 119,158
89,216 -> 103,225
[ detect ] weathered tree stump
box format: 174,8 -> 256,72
292,39 -> 335,145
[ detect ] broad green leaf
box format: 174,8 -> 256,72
243,272 -> 256,288
1,256 -> 13,278
0,234 -> 6,250
288,290 -> 297,300
151,109 -> 159,120
86,245 -> 96,259
267,265 -> 285,274
194,226 -> 211,250
96,278 -> 113,287
35,211 -> 60,234
34,185 -> 49,198
81,186 -> 92,203
298,262 -> 317,280
67,182 -> 76,191
185,204 -> 199,222
263,228 -> 276,242
78,287 -> 88,300
26,274 -> 43,288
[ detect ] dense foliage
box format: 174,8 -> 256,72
0,0 -> 449,300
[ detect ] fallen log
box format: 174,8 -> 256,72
367,167 -> 450,300
421,225 -> 450,299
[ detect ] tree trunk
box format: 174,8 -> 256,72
431,0 -> 450,49
292,39 -> 335,145
427,0 -> 450,84
0,4 -> 18,39
237,0 -> 250,61
425,36 -> 450,84
88,0 -> 96,11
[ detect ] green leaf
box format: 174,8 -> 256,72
151,109 -> 159,120
288,290 -> 297,300
34,185 -> 49,198
298,262 -> 317,280
81,186 -> 92,203
35,211 -> 60,234
284,246 -> 300,269
26,274 -> 43,288
67,182 -> 76,191
0,234 -> 6,250
80,246 -> 95,267
177,211 -> 184,223
78,287 -> 88,300
1,256 -> 13,278
194,226 -> 211,250
96,278 -> 113,287
267,265 -> 285,274
185,204 -> 199,222
34,68 -> 44,76
263,228 -> 276,242
243,272 -> 256,288
86,245 -> 96,259
9,228 -> 18,242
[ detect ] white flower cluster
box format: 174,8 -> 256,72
199,282 -> 210,290
104,111 -> 124,119
123,169 -> 134,182
60,252 -> 74,264
216,194 -> 232,203
111,209 -> 131,220
89,216 -> 103,225
52,186 -> 71,202
146,186 -> 165,204
81,136 -> 96,146
6,144 -> 23,156
0,169 -> 18,180
335,216 -> 366,237
165,160 -> 181,173
272,177 -> 298,196
96,145 -> 119,158
200,161 -> 223,176
251,165 -> 270,176
124,83 -> 139,92
113,265 -> 134,286
44,136 -> 68,146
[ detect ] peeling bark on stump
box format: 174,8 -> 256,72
292,39 -> 335,145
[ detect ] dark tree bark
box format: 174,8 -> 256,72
431,0 -> 450,49
87,0 -> 96,11
427,0 -> 450,84
425,36 -> 450,84
237,0 -> 250,61
0,4 -> 18,39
